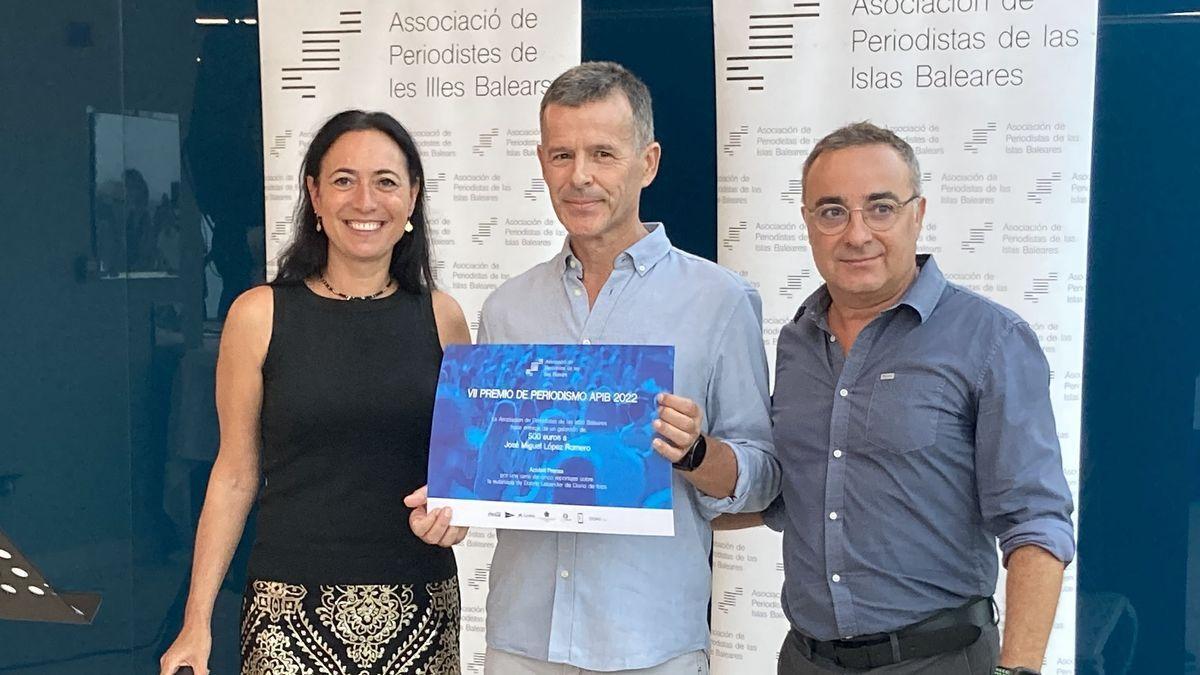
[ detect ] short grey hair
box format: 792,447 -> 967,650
802,121 -> 922,196
540,61 -> 655,149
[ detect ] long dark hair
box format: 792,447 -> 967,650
272,110 -> 435,293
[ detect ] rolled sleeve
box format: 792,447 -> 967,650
696,287 -> 780,519
998,517 -> 1076,566
974,321 -> 1076,565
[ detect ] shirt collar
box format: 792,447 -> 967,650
559,222 -> 672,277
794,285 -> 831,327
793,254 -> 945,325
895,254 -> 946,323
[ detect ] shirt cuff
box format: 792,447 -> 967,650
999,517 -> 1076,565
695,440 -> 775,519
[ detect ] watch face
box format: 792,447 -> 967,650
690,435 -> 707,469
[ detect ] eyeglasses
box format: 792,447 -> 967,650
804,195 -> 920,235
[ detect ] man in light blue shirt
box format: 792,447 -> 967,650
477,62 -> 780,673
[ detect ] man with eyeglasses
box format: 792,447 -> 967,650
718,122 -> 1074,675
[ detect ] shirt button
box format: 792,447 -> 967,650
831,574 -> 841,583
829,335 -> 837,343
638,264 -> 646,272
573,288 -> 582,296
839,388 -> 849,397
569,259 -> 577,269
582,339 -> 591,345
560,570 -> 570,579
829,512 -> 838,520
832,449 -> 843,458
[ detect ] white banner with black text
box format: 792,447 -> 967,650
712,1 -> 1096,673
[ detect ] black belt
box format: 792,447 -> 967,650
791,597 -> 996,671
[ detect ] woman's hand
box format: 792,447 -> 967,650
404,485 -> 469,547
159,624 -> 212,675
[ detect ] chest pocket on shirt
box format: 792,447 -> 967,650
865,374 -> 945,453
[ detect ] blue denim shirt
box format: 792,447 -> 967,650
765,255 -> 1075,641
479,223 -> 779,670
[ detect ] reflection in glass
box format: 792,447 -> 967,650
90,110 -> 183,278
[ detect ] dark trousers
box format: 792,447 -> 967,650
778,622 -> 1000,674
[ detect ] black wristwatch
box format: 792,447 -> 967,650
993,667 -> 1039,675
672,435 -> 708,472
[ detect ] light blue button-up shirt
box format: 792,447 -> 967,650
478,223 -> 779,671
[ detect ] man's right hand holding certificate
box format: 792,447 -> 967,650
651,392 -> 738,500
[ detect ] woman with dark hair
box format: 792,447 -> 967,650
160,110 -> 470,675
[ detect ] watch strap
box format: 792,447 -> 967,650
672,435 -> 708,472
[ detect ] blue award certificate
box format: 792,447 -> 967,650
427,344 -> 675,536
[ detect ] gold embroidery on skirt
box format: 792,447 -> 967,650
244,624 -> 314,675
317,585 -> 410,671
252,580 -> 308,621
424,579 -> 462,675
373,578 -> 461,674
240,578 -> 461,675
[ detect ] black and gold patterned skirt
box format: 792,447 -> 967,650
239,576 -> 461,675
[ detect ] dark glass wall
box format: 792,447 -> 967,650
582,1 -> 717,260
1076,6 -> 1200,674
0,2 -> 260,672
2,1 -> 136,671
0,1 -> 1196,673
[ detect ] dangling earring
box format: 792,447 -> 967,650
404,220 -> 414,233
316,216 -> 323,232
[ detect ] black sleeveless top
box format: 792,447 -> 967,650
247,283 -> 456,585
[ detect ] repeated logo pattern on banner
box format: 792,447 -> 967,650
711,2 -> 1097,673
258,2 -> 580,671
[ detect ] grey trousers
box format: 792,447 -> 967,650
777,623 -> 1000,675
